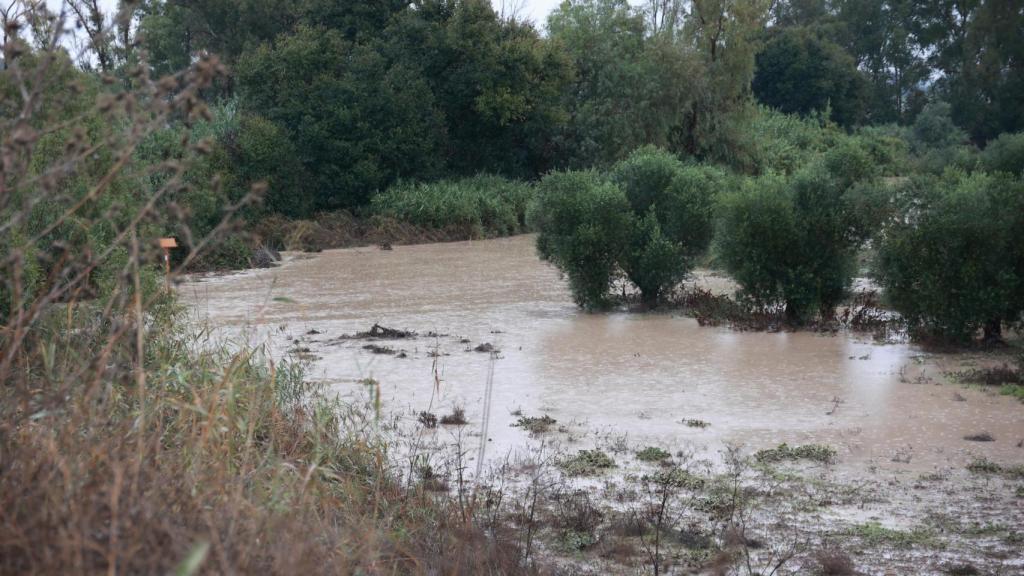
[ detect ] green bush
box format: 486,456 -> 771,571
877,172 -> 1024,342
715,149 -> 883,322
371,175 -> 533,238
612,147 -> 723,305
236,114 -> 310,218
529,170 -> 632,310
980,132 -> 1024,176
533,148 -> 723,308
743,107 -> 843,175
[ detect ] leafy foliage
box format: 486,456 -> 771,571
236,26 -> 445,210
753,27 -> 868,126
876,172 -> 1024,341
371,175 -> 533,238
530,170 -> 632,310
715,140 -> 884,322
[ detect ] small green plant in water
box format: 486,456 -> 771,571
636,446 -> 672,462
682,418 -> 710,428
560,530 -> 598,552
754,443 -> 836,464
645,468 -> 704,490
559,450 -> 616,476
513,414 -> 557,434
966,457 -> 1003,475
1000,384 -> 1024,402
850,521 -> 933,549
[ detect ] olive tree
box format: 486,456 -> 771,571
876,172 -> 1024,342
715,141 -> 883,323
534,147 -> 723,309
530,171 -> 633,310
611,146 -> 723,305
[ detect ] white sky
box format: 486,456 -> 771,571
493,0 -> 565,26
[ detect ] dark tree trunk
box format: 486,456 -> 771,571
784,301 -> 802,325
982,318 -> 1003,344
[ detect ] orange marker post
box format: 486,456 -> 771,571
159,237 -> 178,287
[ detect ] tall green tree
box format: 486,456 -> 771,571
916,0 -> 1024,143
236,26 -> 446,210
752,27 -> 868,126
396,0 -> 572,178
548,0 -> 684,166
833,0 -> 928,124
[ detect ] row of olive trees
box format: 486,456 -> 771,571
531,133 -> 1024,342
530,141 -> 883,318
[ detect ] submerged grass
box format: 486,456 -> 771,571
513,414 -> 557,434
849,522 -> 934,549
559,450 -> 617,476
754,443 -> 837,465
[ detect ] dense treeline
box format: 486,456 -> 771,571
2,0 -> 1023,343
47,0 -> 1019,211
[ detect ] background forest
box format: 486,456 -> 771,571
3,0 -> 1024,342
2,2 -> 1024,574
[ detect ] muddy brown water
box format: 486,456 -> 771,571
184,234 -> 1023,473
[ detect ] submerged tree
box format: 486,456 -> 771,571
612,146 -> 723,305
877,172 -> 1024,342
533,146 -> 721,309
530,170 -> 632,310
715,140 -> 883,322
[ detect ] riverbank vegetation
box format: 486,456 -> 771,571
2,0 -> 1017,344
2,1 -> 1024,572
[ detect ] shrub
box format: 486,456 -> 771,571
611,147 -> 724,305
371,175 -> 532,238
980,131 -> 1024,176
876,172 -> 1024,342
530,170 -> 632,309
754,443 -> 837,464
716,147 -> 884,323
743,106 -> 843,175
636,446 -> 672,462
559,449 -> 617,476
513,414 -> 557,434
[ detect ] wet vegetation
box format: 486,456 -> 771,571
560,449 -> 618,476
513,414 -> 558,435
3,0 -> 1024,574
754,443 -> 837,465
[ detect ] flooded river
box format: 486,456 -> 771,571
184,234 -> 1023,474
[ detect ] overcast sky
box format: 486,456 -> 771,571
494,0 -> 565,26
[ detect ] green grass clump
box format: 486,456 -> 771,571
559,450 -> 617,476
636,446 -> 672,462
966,457 -> 1004,475
849,522 -> 933,548
754,443 -> 837,465
646,468 -> 705,490
371,175 -> 533,238
513,414 -> 557,434
1000,383 -> 1024,402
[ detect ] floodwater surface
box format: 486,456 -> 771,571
184,235 -> 1023,473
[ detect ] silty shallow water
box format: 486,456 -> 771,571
183,234 -> 1024,473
